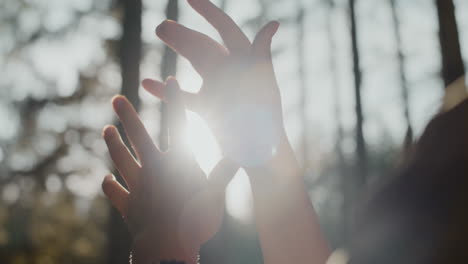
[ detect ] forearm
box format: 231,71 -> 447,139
246,132 -> 331,264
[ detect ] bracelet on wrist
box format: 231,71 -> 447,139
129,251 -> 199,264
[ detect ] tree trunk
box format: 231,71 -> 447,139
219,0 -> 227,12
296,4 -> 308,166
159,0 -> 179,151
389,0 -> 413,152
435,0 -> 465,87
326,0 -> 348,244
348,0 -> 367,188
108,0 -> 142,264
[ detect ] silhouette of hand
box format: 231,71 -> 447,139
143,0 -> 283,166
101,78 -> 237,264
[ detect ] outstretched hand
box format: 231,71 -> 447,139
142,0 -> 284,167
101,78 -> 238,264
136,2 -> 331,264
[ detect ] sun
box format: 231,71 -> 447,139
185,111 -> 253,223
185,110 -> 221,173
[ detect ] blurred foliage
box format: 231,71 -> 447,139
0,192 -> 108,263
1,0 -> 120,263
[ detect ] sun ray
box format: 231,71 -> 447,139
185,111 -> 252,222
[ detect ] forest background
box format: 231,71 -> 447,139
1,0 -> 467,263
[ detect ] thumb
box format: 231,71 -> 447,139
207,158 -> 240,191
102,174 -> 129,217
252,21 -> 280,61
142,78 -> 200,112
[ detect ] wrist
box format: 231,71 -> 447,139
245,129 -> 302,182
131,233 -> 200,264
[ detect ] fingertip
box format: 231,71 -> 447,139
111,94 -> 123,103
264,21 -> 279,37
102,125 -> 117,139
142,78 -> 162,88
255,22 -> 277,43
105,174 -> 116,182
156,21 -> 167,37
112,95 -> 128,112
101,174 -> 129,216
271,20 -> 280,34
142,79 -> 166,100
102,174 -> 115,191
141,78 -> 153,87
156,19 -> 176,37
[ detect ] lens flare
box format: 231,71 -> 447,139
185,111 -> 253,222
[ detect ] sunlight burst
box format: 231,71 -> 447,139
185,111 -> 253,222
185,110 -> 221,173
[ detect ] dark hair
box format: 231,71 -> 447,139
349,99 -> 468,263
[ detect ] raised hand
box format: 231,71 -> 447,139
142,2 -> 331,264
101,78 -> 237,264
142,0 -> 283,167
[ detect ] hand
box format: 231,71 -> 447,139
142,0 -> 284,167
101,78 -> 238,264
140,4 -> 330,264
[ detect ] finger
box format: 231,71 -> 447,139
252,21 -> 280,61
142,79 -> 165,99
187,0 -> 250,54
112,95 -> 159,165
102,174 -> 129,217
142,79 -> 200,111
166,77 -> 187,151
103,125 -> 140,190
207,158 -> 239,190
156,20 -> 226,75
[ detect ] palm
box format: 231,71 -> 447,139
198,52 -> 282,121
129,151 -> 222,247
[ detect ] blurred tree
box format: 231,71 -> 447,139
348,0 -> 367,211
219,0 -> 227,11
389,0 -> 413,151
159,0 -> 179,152
1,1 -> 119,263
435,0 -> 465,87
107,0 -> 142,263
296,2 -> 309,167
348,0 -> 367,187
325,0 -> 347,243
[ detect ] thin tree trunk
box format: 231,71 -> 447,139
108,0 -> 142,263
435,0 -> 465,87
219,0 -> 227,12
159,0 -> 179,151
348,0 -> 367,187
296,4 -> 308,166
326,0 -> 347,244
389,0 -> 413,152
